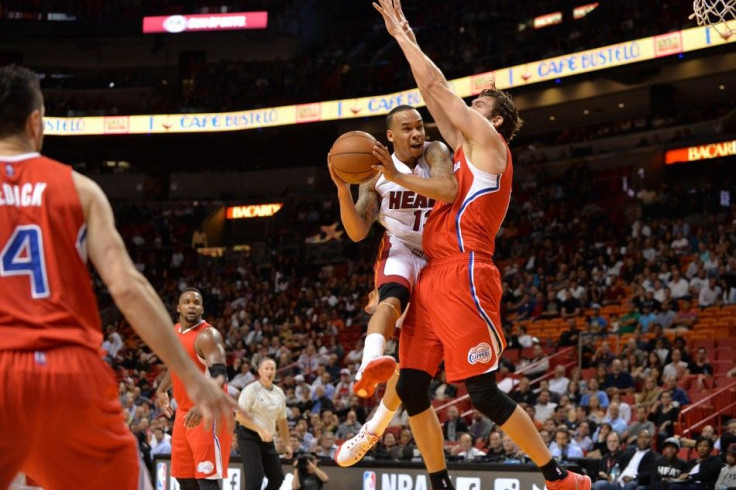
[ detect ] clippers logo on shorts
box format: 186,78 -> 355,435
363,471 -> 376,490
196,461 -> 214,474
467,342 -> 492,365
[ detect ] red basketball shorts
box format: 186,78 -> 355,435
0,347 -> 143,490
373,234 -> 427,291
171,408 -> 231,480
400,252 -> 507,382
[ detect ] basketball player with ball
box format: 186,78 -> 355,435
374,1 -> 591,490
328,104 -> 456,467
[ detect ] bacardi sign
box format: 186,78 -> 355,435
665,140 -> 736,165
226,203 -> 283,219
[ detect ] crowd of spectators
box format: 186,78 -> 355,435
102,152 -> 736,480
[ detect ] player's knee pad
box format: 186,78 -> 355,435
378,282 -> 411,313
176,479 -> 199,490
197,478 -> 222,490
396,368 -> 432,416
465,371 -> 517,425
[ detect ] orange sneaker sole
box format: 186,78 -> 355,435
353,356 -> 397,398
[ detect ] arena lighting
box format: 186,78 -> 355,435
573,3 -> 599,20
533,12 -> 562,29
44,24 -> 732,136
226,203 -> 283,219
665,139 -> 736,164
142,11 -> 267,34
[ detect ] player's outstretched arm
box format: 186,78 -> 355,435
73,172 -> 237,429
375,0 -> 507,174
372,141 -> 457,203
382,0 -> 462,151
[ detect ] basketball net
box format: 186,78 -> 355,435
690,0 -> 736,40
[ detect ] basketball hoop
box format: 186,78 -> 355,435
690,0 -> 736,40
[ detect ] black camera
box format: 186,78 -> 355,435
297,454 -> 310,470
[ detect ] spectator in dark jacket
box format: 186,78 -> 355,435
650,437 -> 688,490
593,432 -> 624,488
684,436 -> 725,490
649,391 -> 680,450
596,430 -> 658,490
442,405 -> 469,442
603,359 -> 635,395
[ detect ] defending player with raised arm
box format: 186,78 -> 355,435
374,3 -> 590,490
328,105 -> 455,467
156,288 -> 232,490
329,105 -> 455,397
0,64 -> 236,490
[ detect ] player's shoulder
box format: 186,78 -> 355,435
24,154 -> 73,175
422,140 -> 452,166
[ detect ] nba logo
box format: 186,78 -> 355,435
363,471 -> 376,490
155,462 -> 168,490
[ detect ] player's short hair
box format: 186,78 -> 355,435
258,356 -> 275,368
478,87 -> 523,142
179,287 -> 202,299
0,65 -> 43,139
385,104 -> 419,129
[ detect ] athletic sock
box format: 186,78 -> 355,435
365,400 -> 396,436
541,458 -> 568,481
360,333 -> 386,368
429,469 -> 454,490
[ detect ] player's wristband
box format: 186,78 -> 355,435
209,363 -> 228,380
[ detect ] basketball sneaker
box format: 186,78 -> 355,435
545,471 -> 591,490
353,355 -> 396,398
334,424 -> 380,467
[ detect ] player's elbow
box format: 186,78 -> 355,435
345,227 -> 368,242
443,178 -> 459,203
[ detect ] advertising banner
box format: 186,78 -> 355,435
154,458 -> 548,490
46,25 -> 732,136
142,11 -> 267,34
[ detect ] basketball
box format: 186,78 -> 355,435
328,131 -> 380,184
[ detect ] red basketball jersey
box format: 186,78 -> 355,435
423,144 -> 513,259
171,320 -> 210,412
0,153 -> 102,352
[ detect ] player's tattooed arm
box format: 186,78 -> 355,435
426,141 -> 454,179
339,175 -> 379,242
387,140 -> 457,204
355,177 -> 381,225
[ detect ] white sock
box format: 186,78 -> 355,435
360,333 -> 386,368
365,400 -> 396,436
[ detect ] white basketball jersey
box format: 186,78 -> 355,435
376,152 -> 435,251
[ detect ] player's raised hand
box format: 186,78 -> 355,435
184,375 -> 238,433
371,142 -> 399,182
327,153 -> 351,192
392,0 -> 417,43
373,0 -> 405,38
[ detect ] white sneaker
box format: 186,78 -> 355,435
334,424 -> 380,467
